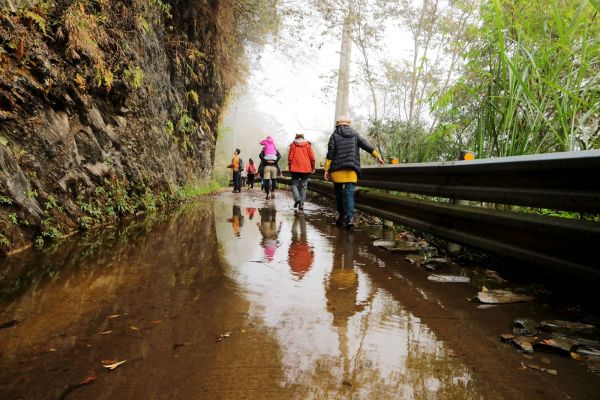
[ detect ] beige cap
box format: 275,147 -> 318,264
335,115 -> 352,126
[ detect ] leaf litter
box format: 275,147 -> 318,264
101,359 -> 127,370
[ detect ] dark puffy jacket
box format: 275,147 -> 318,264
258,150 -> 281,176
326,125 -> 375,175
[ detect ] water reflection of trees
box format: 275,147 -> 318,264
1,202 -> 223,302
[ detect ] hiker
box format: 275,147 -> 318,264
324,116 -> 384,227
260,136 -> 278,161
227,148 -> 243,193
259,149 -> 282,199
288,133 -> 315,210
241,167 -> 247,188
246,158 -> 258,189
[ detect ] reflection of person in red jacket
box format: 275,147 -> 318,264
288,134 -> 315,210
288,213 -> 314,279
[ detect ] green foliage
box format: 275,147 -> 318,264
432,0 -> 600,158
0,195 -> 13,205
0,233 -> 10,247
123,66 -> 144,89
23,9 -> 47,34
176,180 -> 223,201
9,213 -> 18,225
169,110 -> 201,152
187,90 -> 200,105
140,189 -> 158,212
177,112 -> 196,134
368,119 -> 433,163
35,215 -> 65,248
148,0 -> 171,17
165,120 -> 174,136
45,194 -> 59,210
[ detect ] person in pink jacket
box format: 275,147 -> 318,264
260,136 -> 278,161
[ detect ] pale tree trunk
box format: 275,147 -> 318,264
334,3 -> 353,126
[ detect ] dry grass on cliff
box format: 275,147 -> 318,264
61,2 -> 108,64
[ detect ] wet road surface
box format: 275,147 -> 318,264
1,189 -> 599,399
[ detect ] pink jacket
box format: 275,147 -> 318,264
260,136 -> 277,156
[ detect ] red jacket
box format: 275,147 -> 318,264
288,139 -> 315,173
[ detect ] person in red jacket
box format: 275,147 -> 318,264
288,133 -> 316,210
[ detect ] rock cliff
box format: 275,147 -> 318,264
0,0 -> 248,253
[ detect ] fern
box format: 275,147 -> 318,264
23,10 -> 46,34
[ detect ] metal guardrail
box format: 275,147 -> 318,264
310,150 -> 600,213
280,150 -> 600,277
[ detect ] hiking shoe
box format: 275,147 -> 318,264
335,215 -> 345,226
299,202 -> 304,210
294,201 -> 299,208
345,217 -> 354,229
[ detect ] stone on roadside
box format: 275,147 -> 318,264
476,290 -> 534,304
539,320 -> 599,338
511,338 -> 534,353
513,318 -> 539,337
427,274 -> 470,283
500,333 -> 515,343
373,240 -> 395,248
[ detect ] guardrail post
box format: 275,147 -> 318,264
382,157 -> 399,230
447,150 -> 476,253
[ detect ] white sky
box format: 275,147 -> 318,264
220,10 -> 414,158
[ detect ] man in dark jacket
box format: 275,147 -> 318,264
324,116 -> 383,227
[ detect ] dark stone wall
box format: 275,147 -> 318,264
0,0 -> 234,253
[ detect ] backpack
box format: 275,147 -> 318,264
238,158 -> 244,172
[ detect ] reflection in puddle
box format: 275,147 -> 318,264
215,195 -> 485,399
288,213 -> 314,279
228,205 -> 245,237
258,207 -> 281,262
1,192 -> 489,399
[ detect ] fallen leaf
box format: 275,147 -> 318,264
545,369 -> 558,376
101,331 -> 112,335
518,362 -> 528,370
79,376 -> 97,385
130,326 -> 139,331
152,320 -> 162,325
102,360 -> 126,370
107,314 -> 121,319
241,329 -> 246,333
571,352 -> 586,361
101,359 -> 117,365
